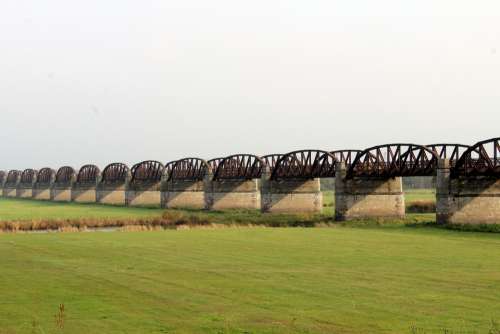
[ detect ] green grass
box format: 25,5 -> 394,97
0,197 -> 163,221
404,189 -> 436,204
1,227 -> 500,333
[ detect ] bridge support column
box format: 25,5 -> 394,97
72,184 -> 98,203
17,185 -> 34,198
335,163 -> 405,220
51,183 -> 73,202
3,186 -> 18,198
33,185 -> 52,200
3,174 -> 20,198
261,169 -> 323,213
436,159 -> 500,225
205,176 -> 261,211
97,184 -> 127,206
162,180 -> 205,209
126,183 -> 161,207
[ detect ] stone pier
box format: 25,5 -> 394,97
3,173 -> 20,198
17,181 -> 36,198
51,181 -> 75,202
72,182 -> 98,203
32,169 -> 55,200
126,182 -> 162,207
162,179 -> 206,209
97,183 -> 128,206
261,168 -> 323,213
335,163 -> 405,220
205,175 -> 261,210
436,159 -> 500,225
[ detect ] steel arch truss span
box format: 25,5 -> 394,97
21,169 -> 37,184
262,154 -> 283,171
167,158 -> 208,181
213,154 -> 264,180
207,158 -> 224,175
101,163 -> 129,184
77,164 -> 100,184
347,144 -> 438,178
452,137 -> 500,178
131,160 -> 164,184
55,166 -> 75,183
427,144 -> 471,167
5,170 -> 21,185
37,168 -> 55,184
330,150 -> 361,167
271,150 -> 336,180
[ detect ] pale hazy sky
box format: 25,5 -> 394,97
1,1 -> 499,170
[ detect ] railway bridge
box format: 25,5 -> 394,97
0,137 -> 498,225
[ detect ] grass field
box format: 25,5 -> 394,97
1,227 -> 500,333
0,198 -> 164,221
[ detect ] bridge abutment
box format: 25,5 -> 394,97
335,163 -> 405,220
436,159 -> 500,225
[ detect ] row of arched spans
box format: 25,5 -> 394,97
1,138 -> 498,185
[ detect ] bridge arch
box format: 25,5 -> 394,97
130,160 -> 164,184
330,150 -> 361,167
270,150 -> 336,180
261,154 -> 283,171
426,144 -> 471,167
37,168 -> 55,185
77,164 -> 100,184
166,158 -> 209,181
452,137 -> 500,178
55,166 -> 76,183
101,163 -> 129,184
20,169 -> 37,184
5,170 -> 21,186
346,144 -> 438,178
213,154 -> 264,181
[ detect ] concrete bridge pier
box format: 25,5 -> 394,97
335,163 -> 405,220
3,174 -> 20,198
17,180 -> 36,199
260,168 -> 323,213
205,173 -> 261,210
126,182 -> 162,207
162,179 -> 206,209
97,183 -> 128,206
33,172 -> 55,200
436,159 -> 500,225
51,181 -> 75,202
72,180 -> 100,203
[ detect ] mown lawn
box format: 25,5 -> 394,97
1,227 -> 499,333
